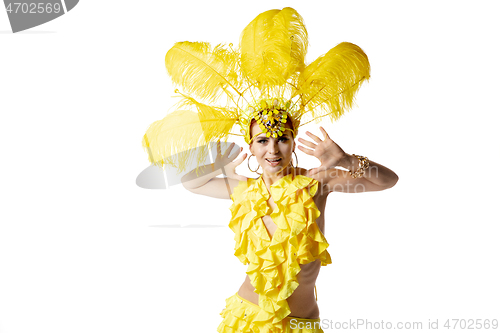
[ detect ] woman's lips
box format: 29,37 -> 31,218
265,158 -> 282,166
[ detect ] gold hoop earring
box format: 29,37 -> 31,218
247,154 -> 262,174
289,152 -> 298,168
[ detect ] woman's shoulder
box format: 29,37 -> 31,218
294,167 -> 310,177
293,167 -> 320,185
293,167 -> 330,199
229,176 -> 257,198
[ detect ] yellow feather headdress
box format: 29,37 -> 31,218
142,7 -> 370,175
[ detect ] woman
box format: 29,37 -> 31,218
142,7 -> 397,333
179,116 -> 398,332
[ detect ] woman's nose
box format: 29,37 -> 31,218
268,139 -> 279,153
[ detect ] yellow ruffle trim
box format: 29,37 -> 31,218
226,173 -> 332,333
218,293 -> 325,333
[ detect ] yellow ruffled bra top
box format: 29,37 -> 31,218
222,173 -> 332,333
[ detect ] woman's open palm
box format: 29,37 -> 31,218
214,141 -> 248,181
297,126 -> 346,176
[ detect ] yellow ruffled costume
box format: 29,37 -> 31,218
218,173 -> 332,333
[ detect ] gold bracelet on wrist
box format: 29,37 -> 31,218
349,154 -> 369,178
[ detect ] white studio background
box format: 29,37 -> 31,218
1,1 -> 499,333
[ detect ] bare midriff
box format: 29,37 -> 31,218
237,259 -> 322,319
237,175 -> 329,319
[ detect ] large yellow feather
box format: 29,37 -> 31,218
271,7 -> 308,78
165,41 -> 241,104
295,42 -> 370,122
177,95 -> 239,144
142,96 -> 239,175
239,7 -> 307,93
142,110 -> 209,175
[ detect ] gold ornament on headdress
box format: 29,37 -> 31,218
142,7 -> 370,175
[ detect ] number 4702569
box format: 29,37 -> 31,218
5,2 -> 62,14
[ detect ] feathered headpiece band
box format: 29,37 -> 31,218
142,7 -> 370,175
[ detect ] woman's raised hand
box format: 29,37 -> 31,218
214,141 -> 248,181
297,126 -> 347,176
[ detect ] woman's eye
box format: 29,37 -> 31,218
257,138 -> 287,144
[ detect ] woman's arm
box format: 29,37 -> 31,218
181,161 -> 224,190
312,156 -> 398,193
298,127 -> 398,193
336,153 -> 399,188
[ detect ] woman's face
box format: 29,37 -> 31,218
249,119 -> 295,175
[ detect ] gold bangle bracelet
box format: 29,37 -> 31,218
349,154 -> 369,178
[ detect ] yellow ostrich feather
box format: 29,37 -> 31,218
176,95 -> 240,144
271,7 -> 308,79
141,94 -> 239,175
295,42 -> 370,122
142,110 -> 209,174
239,7 -> 307,93
165,41 -> 241,104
